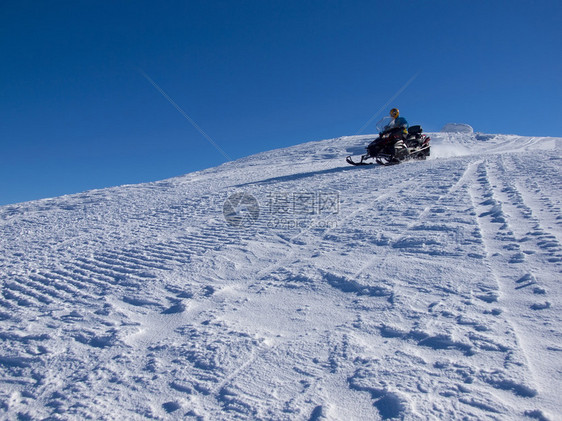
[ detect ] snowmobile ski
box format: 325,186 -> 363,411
345,155 -> 374,166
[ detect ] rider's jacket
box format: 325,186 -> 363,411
385,117 -> 409,132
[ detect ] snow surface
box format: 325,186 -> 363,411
0,131 -> 561,420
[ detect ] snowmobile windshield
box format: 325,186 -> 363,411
376,116 -> 395,133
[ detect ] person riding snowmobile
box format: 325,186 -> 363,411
346,107 -> 430,166
385,108 -> 408,133
383,108 -> 409,162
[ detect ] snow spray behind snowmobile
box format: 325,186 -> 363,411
346,117 -> 430,166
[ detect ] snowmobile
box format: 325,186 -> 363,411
346,117 -> 431,166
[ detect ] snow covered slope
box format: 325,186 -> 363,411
1,131 -> 561,420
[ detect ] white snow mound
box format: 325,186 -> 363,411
441,123 -> 474,133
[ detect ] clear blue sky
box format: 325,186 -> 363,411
1,1 -> 561,205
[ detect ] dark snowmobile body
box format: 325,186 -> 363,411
346,123 -> 431,166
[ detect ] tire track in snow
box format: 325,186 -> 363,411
467,157 -> 560,415
350,158 -> 481,280
338,156 -> 548,418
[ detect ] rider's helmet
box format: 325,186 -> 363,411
390,108 -> 399,119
